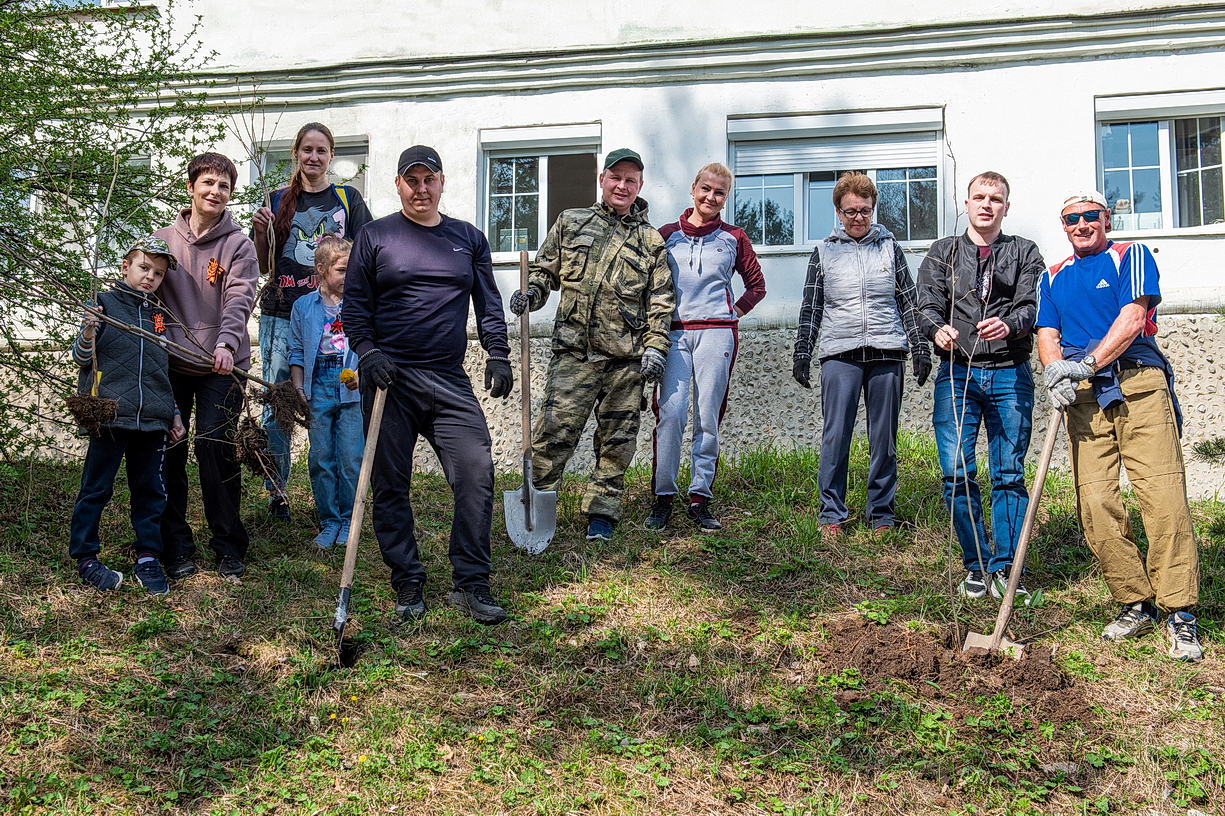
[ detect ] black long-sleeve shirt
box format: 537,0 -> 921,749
344,212 -> 510,371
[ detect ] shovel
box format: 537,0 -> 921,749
334,386 -> 388,649
503,250 -> 556,555
963,406 -> 1064,659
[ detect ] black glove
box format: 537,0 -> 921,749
358,349 -> 397,390
485,356 -> 513,398
793,358 -> 811,389
913,356 -> 932,387
509,290 -> 531,316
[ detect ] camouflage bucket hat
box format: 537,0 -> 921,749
127,236 -> 179,270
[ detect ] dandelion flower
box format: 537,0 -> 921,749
359,755 -> 368,763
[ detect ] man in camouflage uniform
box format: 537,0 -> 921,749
509,148 -> 674,540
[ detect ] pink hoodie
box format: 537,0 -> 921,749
155,209 -> 258,376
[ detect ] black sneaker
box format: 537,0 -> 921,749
165,557 -> 199,579
449,585 -> 508,625
217,556 -> 245,579
134,556 -> 170,595
644,499 -> 674,530
989,567 -> 1035,606
395,582 -> 428,622
79,558 -> 123,591
686,501 -> 722,531
958,569 -> 988,599
268,495 -> 291,523
585,515 -> 614,541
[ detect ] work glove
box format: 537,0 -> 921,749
1049,378 -> 1078,408
639,348 -> 666,383
1044,359 -> 1094,408
508,289 -> 532,316
913,355 -> 932,387
792,358 -> 812,389
358,349 -> 397,390
484,356 -> 513,399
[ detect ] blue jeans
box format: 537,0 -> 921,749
70,429 -> 167,560
932,360 -> 1034,573
308,355 -> 364,530
259,314 -> 292,497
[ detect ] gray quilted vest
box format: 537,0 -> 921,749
816,223 -> 908,359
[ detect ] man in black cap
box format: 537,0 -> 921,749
509,148 -> 674,540
343,145 -> 514,624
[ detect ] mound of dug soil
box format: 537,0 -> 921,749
816,616 -> 1096,733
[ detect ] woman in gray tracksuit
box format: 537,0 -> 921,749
646,163 -> 766,532
792,172 -> 931,535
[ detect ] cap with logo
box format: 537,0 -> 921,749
398,145 -> 443,176
127,236 -> 178,270
1061,190 -> 1108,210
603,148 -> 644,172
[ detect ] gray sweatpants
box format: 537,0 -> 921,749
651,327 -> 738,499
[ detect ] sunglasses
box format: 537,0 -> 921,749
1062,210 -> 1105,226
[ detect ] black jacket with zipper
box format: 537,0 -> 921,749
915,231 -> 1045,369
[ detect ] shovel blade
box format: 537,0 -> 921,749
962,630 -> 1025,660
503,486 -> 556,555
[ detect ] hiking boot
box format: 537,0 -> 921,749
1102,602 -> 1157,641
586,515 -> 614,541
958,569 -> 988,599
644,499 -> 674,530
1166,611 -> 1204,662
687,501 -> 722,531
394,582 -> 428,622
314,524 -> 341,549
165,557 -> 199,579
217,556 -> 246,579
989,568 -> 1034,606
79,558 -> 123,591
449,585 -> 508,625
133,556 -> 169,596
268,495 -> 291,523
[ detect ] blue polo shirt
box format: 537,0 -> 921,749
1036,241 -> 1162,358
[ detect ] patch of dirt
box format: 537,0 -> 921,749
816,616 -> 1098,734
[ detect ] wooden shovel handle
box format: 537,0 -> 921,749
519,250 -> 532,454
339,387 -> 388,593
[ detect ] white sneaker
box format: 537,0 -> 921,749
1166,611 -> 1204,662
1102,602 -> 1157,641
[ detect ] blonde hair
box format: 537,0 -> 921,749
693,162 -> 733,188
314,233 -> 352,272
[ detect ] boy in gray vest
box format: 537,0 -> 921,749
69,237 -> 186,594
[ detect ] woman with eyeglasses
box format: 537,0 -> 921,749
251,122 -> 373,528
792,171 -> 931,538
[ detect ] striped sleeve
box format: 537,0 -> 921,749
793,245 -> 824,362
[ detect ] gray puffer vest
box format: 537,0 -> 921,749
816,223 -> 908,359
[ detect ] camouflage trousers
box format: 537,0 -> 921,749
531,352 -> 646,523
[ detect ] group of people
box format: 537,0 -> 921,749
66,132 -> 1204,661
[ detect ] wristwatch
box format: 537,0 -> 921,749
1081,354 -> 1099,374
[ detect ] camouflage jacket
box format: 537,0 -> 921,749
526,199 -> 674,361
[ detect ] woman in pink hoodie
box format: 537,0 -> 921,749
154,152 -> 259,581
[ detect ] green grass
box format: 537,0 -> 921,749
1,432 -> 1223,814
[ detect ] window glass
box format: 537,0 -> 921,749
876,166 -> 937,241
734,174 -> 794,246
486,152 -> 596,252
1174,117 -> 1225,227
806,172 -> 837,241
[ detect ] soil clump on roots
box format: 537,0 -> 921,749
817,616 -> 1096,734
235,417 -> 278,482
65,394 -> 118,433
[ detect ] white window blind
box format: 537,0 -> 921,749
732,132 -> 939,175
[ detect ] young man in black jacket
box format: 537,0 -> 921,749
916,172 -> 1045,601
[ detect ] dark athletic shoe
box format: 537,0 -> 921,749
165,557 -> 199,579
644,499 -> 674,530
134,557 -> 170,595
268,496 -> 291,523
79,558 -> 123,591
585,515 -> 614,541
958,569 -> 988,599
395,582 -> 428,622
686,501 -> 722,531
217,556 -> 245,579
449,585 -> 508,625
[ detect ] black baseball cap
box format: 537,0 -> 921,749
397,145 -> 443,175
603,148 -> 644,172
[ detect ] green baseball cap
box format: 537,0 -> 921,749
127,236 -> 178,270
603,148 -> 644,172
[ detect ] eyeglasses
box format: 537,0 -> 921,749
1061,210 -> 1105,226
839,207 -> 874,219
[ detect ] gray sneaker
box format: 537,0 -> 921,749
1102,602 -> 1157,641
1166,611 -> 1204,662
394,582 -> 428,622
449,585 -> 508,625
958,569 -> 988,599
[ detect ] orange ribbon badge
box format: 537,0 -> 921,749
206,258 -> 224,285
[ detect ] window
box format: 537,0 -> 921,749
1097,90 -> 1225,230
252,137 -> 369,197
728,108 -> 945,248
481,123 -> 600,256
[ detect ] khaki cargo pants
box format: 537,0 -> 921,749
1066,366 -> 1199,612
